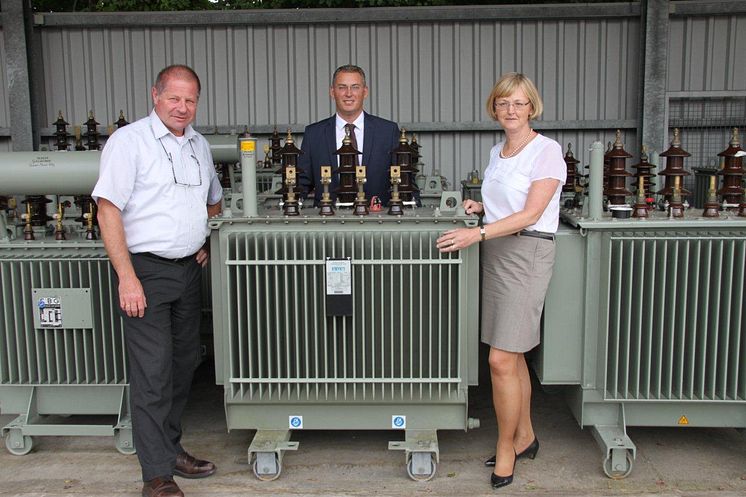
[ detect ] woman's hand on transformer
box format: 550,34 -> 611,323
463,199 -> 484,215
436,227 -> 480,253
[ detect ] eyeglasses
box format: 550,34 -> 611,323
494,100 -> 531,111
335,84 -> 364,93
158,138 -> 202,187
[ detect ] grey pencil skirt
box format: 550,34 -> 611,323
480,234 -> 556,353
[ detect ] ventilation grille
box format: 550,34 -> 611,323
605,233 -> 746,401
223,229 -> 469,403
0,253 -> 126,385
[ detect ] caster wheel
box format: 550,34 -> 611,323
406,452 -> 436,481
603,450 -> 633,479
252,453 -> 282,481
114,430 -> 136,455
5,434 -> 33,456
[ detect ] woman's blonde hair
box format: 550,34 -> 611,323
485,72 -> 543,121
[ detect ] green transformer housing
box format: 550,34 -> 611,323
537,210 -> 746,478
208,201 -> 480,481
0,237 -> 133,456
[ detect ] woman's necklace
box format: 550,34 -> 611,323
500,128 -> 534,159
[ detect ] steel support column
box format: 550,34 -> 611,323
1,0 -> 36,151
639,0 -> 670,155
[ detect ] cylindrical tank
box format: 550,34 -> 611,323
0,151 -> 102,195
240,136 -> 258,217
205,134 -> 239,164
0,136 -> 240,195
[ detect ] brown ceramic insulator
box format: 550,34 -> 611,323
702,202 -> 720,218
114,110 -> 129,128
334,128 -> 363,204
409,134 -> 421,165
602,141 -> 612,194
563,143 -> 580,193
282,165 -> 301,216
657,128 -> 692,201
53,110 -> 70,151
318,200 -> 334,216
270,127 -> 283,168
716,128 -> 745,206
604,131 -> 633,206
630,147 -> 656,196
275,130 -> 303,195
632,202 -> 649,218
392,129 -> 419,202
84,111 -> 100,151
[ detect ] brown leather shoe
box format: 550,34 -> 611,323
142,477 -> 184,497
174,451 -> 217,479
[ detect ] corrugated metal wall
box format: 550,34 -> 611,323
668,14 -> 746,92
0,4 -> 744,180
38,20 -> 640,129
34,17 -> 640,181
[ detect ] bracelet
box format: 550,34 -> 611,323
480,226 -> 486,242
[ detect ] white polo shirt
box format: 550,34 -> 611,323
92,110 -> 223,259
482,134 -> 566,233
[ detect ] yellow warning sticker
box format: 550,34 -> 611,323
241,140 -> 255,152
678,415 -> 689,425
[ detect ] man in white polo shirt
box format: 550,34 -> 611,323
93,64 -> 222,497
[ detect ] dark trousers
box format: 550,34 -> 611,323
117,253 -> 202,482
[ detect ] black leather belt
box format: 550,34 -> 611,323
135,252 -> 194,264
514,229 -> 555,241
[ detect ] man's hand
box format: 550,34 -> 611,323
195,245 -> 210,267
118,274 -> 146,318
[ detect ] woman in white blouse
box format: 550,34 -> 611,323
437,72 -> 566,489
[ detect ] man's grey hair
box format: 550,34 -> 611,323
154,64 -> 201,96
331,65 -> 367,87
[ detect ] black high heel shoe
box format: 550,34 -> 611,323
490,454 -> 516,489
516,437 -> 539,460
490,471 -> 513,489
484,437 -> 539,466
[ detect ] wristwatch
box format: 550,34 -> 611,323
480,226 -> 487,242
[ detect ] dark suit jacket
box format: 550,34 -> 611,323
298,112 -> 400,206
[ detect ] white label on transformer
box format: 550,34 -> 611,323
325,259 -> 352,295
37,296 -> 62,328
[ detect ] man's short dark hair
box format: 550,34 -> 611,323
331,65 -> 367,87
154,65 -> 201,96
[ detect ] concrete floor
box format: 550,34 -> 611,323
2,357 -> 746,497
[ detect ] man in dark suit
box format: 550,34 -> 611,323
298,64 -> 400,206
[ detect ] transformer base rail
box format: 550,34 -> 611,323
248,430 -> 299,481
1,385 -> 134,456
389,429 -> 440,481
